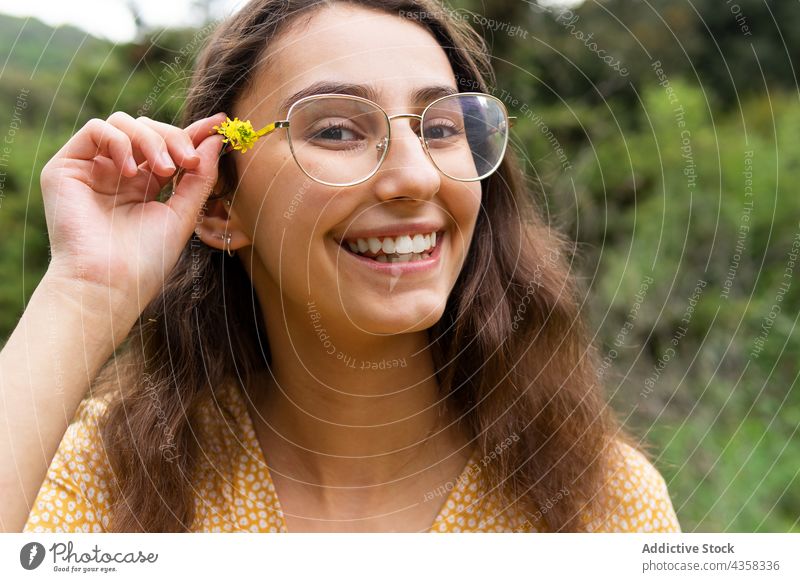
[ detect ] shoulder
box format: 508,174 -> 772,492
56,394 -> 113,464
23,394 -> 114,533
584,440 -> 681,532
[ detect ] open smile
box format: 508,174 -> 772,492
335,230 -> 446,273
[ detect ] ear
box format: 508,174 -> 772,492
193,187 -> 251,254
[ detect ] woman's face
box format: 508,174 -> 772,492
229,4 -> 482,335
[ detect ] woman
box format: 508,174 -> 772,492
1,0 -> 680,532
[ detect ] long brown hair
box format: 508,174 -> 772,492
91,0 -> 635,532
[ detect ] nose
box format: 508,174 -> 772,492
370,116 -> 441,202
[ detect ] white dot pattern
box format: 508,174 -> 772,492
24,382 -> 680,533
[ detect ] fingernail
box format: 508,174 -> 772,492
126,156 -> 137,174
160,152 -> 175,169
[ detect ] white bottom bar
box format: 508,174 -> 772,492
2,533 -> 798,581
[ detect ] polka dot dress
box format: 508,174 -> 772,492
24,381 -> 680,533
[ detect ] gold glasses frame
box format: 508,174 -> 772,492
254,91 -> 515,187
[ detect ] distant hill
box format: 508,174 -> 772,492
0,13 -> 109,80
0,13 -> 117,132
0,12 -> 203,132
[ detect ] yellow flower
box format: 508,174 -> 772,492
213,117 -> 275,154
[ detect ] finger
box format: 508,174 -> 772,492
58,118 -> 138,177
184,112 -> 229,147
136,115 -> 201,169
166,134 -> 224,227
135,113 -> 227,175
106,111 -> 176,177
88,156 -> 164,200
135,119 -> 228,191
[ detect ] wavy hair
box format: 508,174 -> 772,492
91,0 -> 635,532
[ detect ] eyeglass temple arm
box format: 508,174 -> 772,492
257,120 -> 290,137
483,117 -> 517,139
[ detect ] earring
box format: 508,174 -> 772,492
216,232 -> 234,257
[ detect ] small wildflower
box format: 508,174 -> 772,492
213,117 -> 275,153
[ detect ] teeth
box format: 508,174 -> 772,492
412,234 -> 427,253
352,250 -> 434,264
394,235 -> 413,254
369,252 -> 430,264
344,231 -> 440,258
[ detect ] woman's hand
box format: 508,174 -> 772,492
40,111 -> 226,319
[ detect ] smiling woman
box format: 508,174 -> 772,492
2,0 -> 680,533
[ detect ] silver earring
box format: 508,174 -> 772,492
224,233 -> 234,257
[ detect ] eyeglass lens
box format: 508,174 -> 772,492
287,94 -> 508,185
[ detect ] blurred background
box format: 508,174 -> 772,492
0,0 -> 797,532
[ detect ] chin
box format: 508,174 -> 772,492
349,300 -> 446,335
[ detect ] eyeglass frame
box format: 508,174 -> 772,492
252,91 -> 516,187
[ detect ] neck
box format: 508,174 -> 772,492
246,292 -> 470,489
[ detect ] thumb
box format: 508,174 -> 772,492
166,133 -> 224,227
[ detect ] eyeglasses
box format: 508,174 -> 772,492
253,92 -> 514,187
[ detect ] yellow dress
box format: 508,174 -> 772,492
24,381 -> 681,533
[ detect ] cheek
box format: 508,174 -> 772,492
237,151 -> 317,235
465,186 -> 482,226
445,183 -> 482,249
238,169 -> 336,274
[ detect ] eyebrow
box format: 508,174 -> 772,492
277,81 -> 458,115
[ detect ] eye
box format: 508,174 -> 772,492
309,122 -> 363,142
423,119 -> 463,140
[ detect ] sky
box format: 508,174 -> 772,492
0,0 -> 249,42
0,0 -> 582,43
